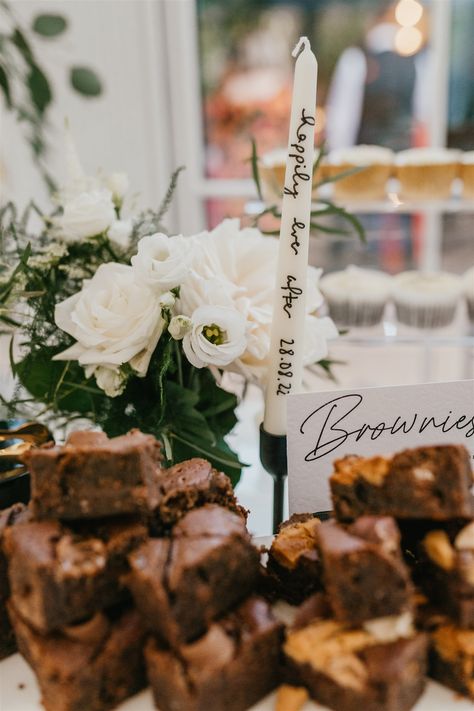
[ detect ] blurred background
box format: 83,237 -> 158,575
1,0 -> 473,531
1,0 -> 473,340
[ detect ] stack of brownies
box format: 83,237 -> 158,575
2,431 -> 474,711
0,428 -> 282,711
266,443 -> 474,711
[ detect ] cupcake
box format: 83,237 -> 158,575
460,152 -> 474,199
462,266 -> 474,323
259,147 -> 324,203
392,271 -> 462,329
319,265 -> 392,327
395,148 -> 461,200
325,145 -> 394,200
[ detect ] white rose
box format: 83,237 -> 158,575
168,315 -> 192,340
54,189 -> 116,242
104,172 -> 129,206
85,365 -> 126,397
53,263 -> 164,377
131,233 -> 193,291
182,305 -> 247,369
108,219 -> 133,249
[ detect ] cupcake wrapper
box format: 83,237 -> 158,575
395,302 -> 457,329
327,300 -> 386,327
466,298 -> 474,324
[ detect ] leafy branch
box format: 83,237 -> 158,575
0,2 -> 102,190
248,139 -> 365,242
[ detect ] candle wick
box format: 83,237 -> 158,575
292,36 -> 310,59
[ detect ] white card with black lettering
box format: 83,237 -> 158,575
287,379 -> 474,514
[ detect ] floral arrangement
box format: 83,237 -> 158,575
1,140 -> 348,485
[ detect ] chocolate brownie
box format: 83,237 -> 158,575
331,445 -> 474,521
0,502 -> 30,658
283,615 -> 428,711
418,521 -> 474,627
145,596 -> 282,711
265,514 -> 322,604
128,504 -> 259,645
428,621 -> 474,699
4,516 -> 147,632
27,429 -> 162,519
317,517 -> 414,625
8,602 -> 147,711
149,458 -> 243,533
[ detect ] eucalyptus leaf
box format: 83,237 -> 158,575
32,14 -> 67,37
70,66 -> 102,97
0,64 -> 12,108
27,64 -> 52,114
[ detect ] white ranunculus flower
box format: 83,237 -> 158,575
54,189 -> 116,242
131,233 -> 193,291
104,172 -> 129,206
178,218 -> 337,383
85,365 -> 126,397
53,263 -> 164,377
169,315 -> 192,340
108,219 -> 133,248
182,305 -> 247,369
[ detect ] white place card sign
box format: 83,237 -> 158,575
287,379 -> 474,514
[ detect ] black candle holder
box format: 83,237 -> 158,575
260,424 -> 333,532
259,425 -> 288,533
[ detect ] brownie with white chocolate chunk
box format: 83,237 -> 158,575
26,429 -> 163,520
283,602 -> 428,711
418,520 -> 474,627
265,513 -> 322,604
331,445 -> 474,521
4,516 -> 147,633
317,516 -> 414,626
428,621 -> 474,699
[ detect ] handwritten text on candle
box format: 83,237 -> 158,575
283,109 -> 315,198
277,338 -> 295,396
281,275 -> 302,318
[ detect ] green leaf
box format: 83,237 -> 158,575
0,64 -> 12,108
70,67 -> 102,97
32,14 -> 68,37
11,29 -> 34,65
249,137 -> 263,201
15,349 -> 101,414
165,381 -> 215,445
27,64 -> 52,114
316,165 -> 365,187
317,199 -> 366,243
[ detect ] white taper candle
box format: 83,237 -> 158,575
263,37 -> 317,436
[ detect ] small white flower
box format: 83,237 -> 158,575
53,262 -> 164,377
104,172 -> 129,206
182,305 -> 247,369
108,219 -> 133,249
54,189 -> 116,242
131,233 -> 193,291
85,365 -> 126,397
159,291 -> 176,310
169,315 -> 192,340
